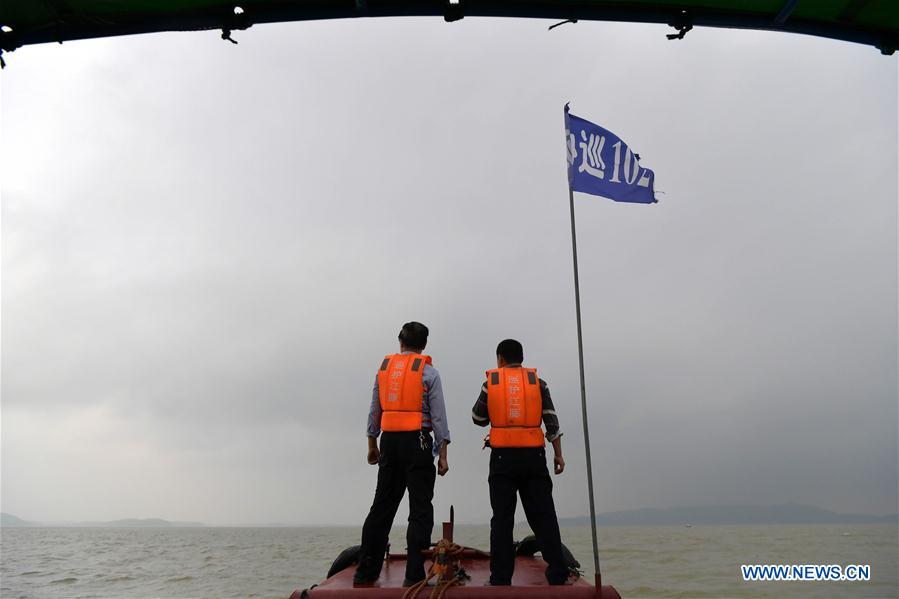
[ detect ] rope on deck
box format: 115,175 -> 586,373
402,539 -> 466,599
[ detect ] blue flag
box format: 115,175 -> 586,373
565,108 -> 657,204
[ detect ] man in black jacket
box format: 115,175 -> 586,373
471,338 -> 569,586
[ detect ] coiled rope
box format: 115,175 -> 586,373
401,539 -> 465,599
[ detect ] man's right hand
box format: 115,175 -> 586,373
367,446 -> 380,465
553,454 -> 565,475
551,437 -> 565,475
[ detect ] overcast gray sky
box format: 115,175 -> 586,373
1,17 -> 896,526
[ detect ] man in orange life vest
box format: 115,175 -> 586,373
471,338 -> 569,586
354,322 -> 451,587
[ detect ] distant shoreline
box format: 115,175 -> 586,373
559,503 -> 899,527
0,514 -> 205,528
4,503 -> 897,528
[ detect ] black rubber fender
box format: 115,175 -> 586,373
326,545 -> 362,578
514,535 -> 581,570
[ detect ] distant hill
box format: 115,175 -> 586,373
0,513 -> 204,527
558,503 -> 899,527
92,518 -> 205,527
1,513 -> 36,527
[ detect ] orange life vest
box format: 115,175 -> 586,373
377,353 -> 431,432
486,366 -> 545,448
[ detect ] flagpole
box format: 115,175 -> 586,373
565,105 -> 602,589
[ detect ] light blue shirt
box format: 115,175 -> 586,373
367,354 -> 451,458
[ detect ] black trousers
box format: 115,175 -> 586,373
356,431 -> 436,582
488,447 -> 569,585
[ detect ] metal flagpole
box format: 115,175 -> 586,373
564,105 -> 602,590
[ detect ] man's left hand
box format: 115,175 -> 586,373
437,456 -> 449,476
553,455 -> 565,475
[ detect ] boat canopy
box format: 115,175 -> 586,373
1,0 -> 897,55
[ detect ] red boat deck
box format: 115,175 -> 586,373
294,550 -> 621,598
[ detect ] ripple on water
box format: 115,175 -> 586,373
165,575 -> 195,583
50,577 -> 78,584
627,585 -> 664,596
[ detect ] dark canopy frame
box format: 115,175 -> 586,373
1,1 -> 897,58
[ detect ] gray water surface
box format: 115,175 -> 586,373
1,524 -> 896,598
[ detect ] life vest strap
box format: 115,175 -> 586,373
381,410 -> 422,432
489,426 -> 545,448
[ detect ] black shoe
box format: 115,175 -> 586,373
352,571 -> 377,586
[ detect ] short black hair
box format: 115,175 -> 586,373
398,322 -> 429,350
496,339 -> 523,364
